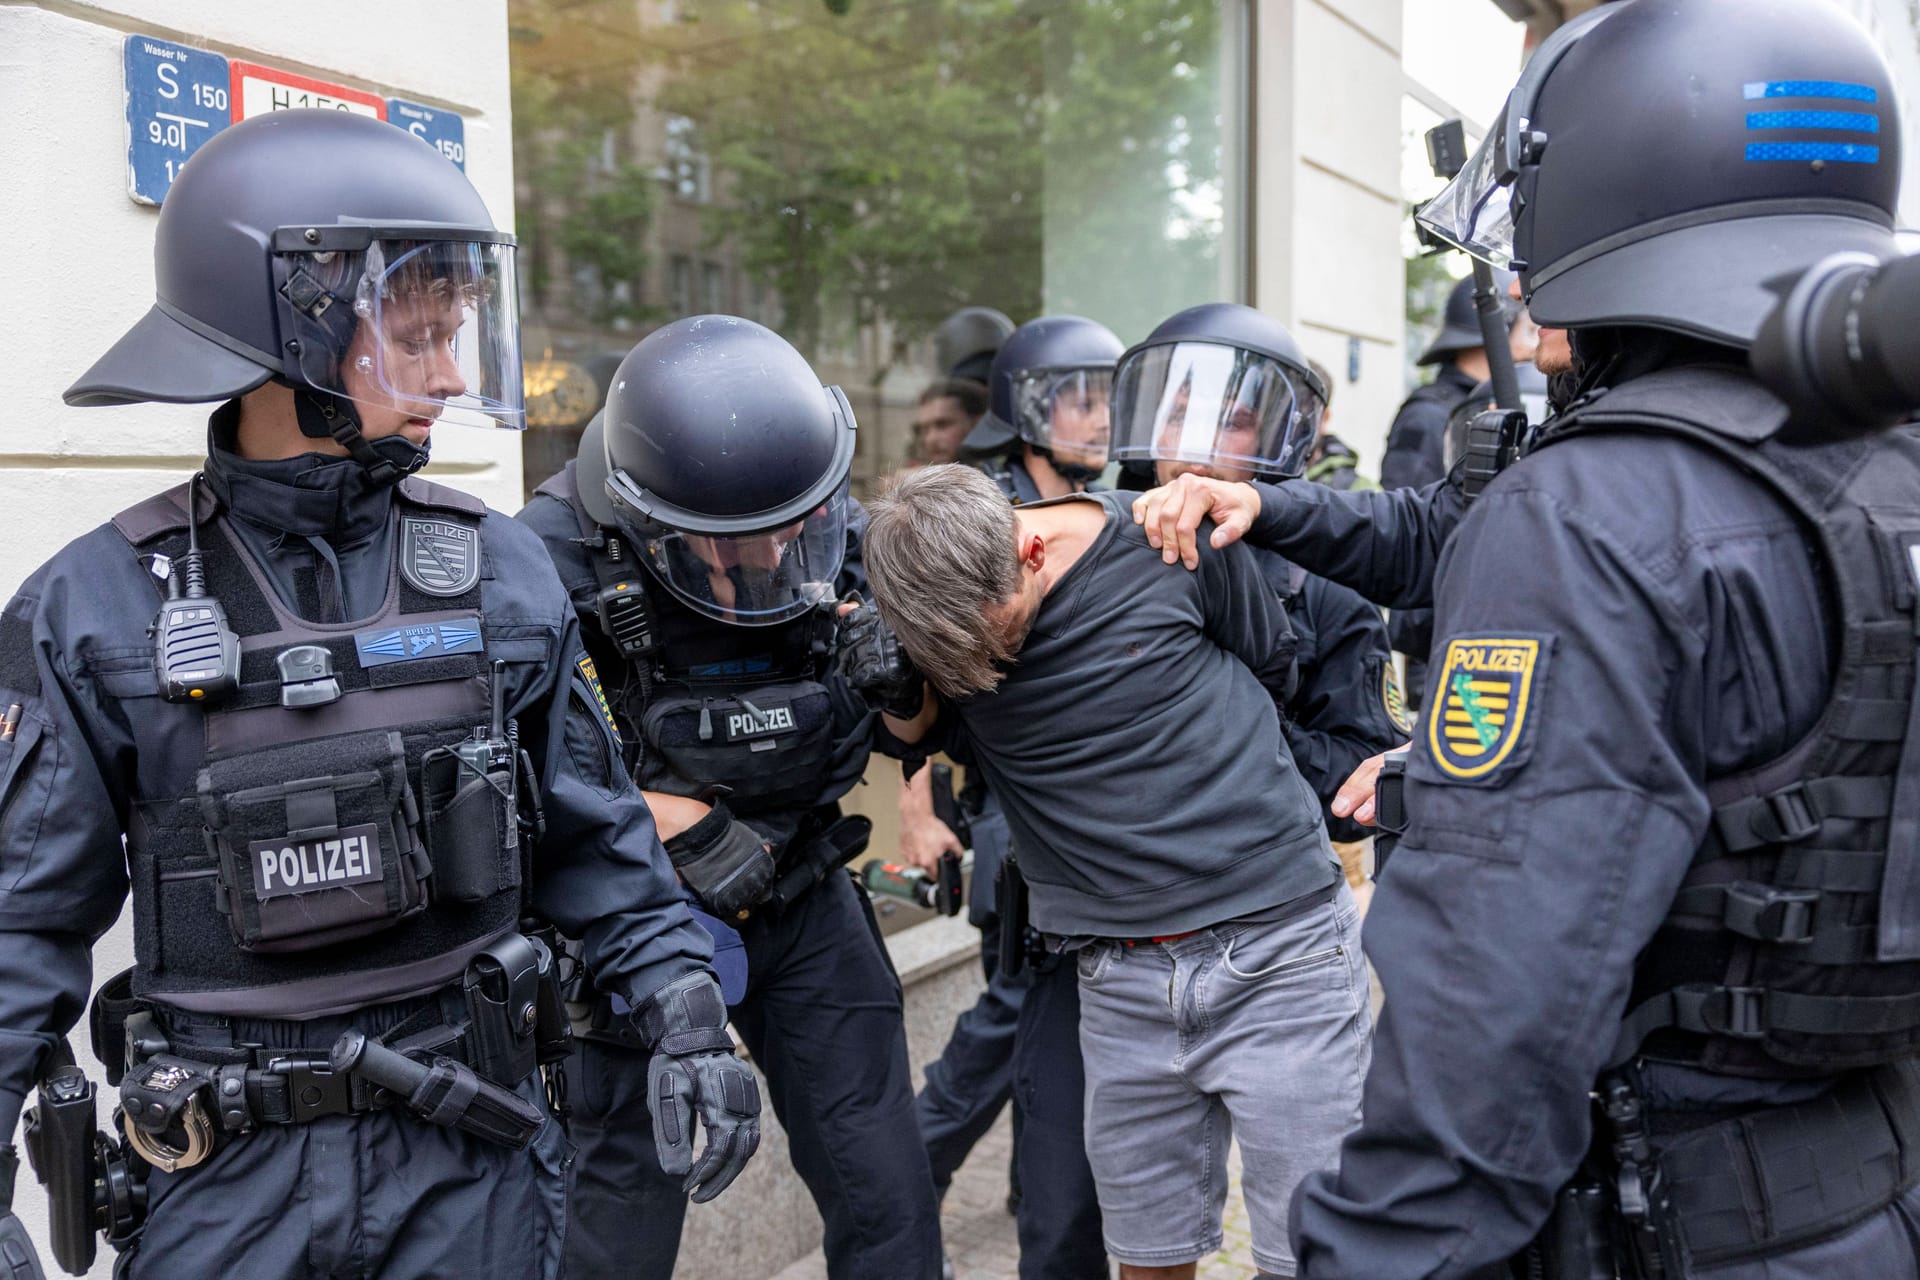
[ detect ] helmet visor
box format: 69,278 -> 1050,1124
1110,342 -> 1325,478
1009,367 -> 1114,471
279,238 -> 524,431
641,489 -> 849,627
1416,121 -> 1517,268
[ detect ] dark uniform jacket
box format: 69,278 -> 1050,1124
1257,368 -> 1861,1276
0,418 -> 712,1139
1263,558 -> 1408,843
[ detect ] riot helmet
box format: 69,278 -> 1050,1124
933,306 -> 1016,384
1110,303 -> 1327,482
1419,0 -> 1901,348
573,411 -> 621,530
601,316 -> 856,627
65,110 -> 523,480
1418,272 -> 1516,365
967,316 -> 1123,483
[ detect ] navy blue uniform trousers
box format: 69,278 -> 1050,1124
560,870 -> 941,1280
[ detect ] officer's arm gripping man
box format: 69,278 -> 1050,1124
1243,475 -> 1467,612
1288,437 -> 1826,1278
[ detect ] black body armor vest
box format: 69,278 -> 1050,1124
114,479 -> 524,1015
1536,367 -> 1920,1076
533,469 -> 850,846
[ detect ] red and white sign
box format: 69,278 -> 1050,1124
229,61 -> 385,122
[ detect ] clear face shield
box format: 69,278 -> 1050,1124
273,229 -> 525,432
1110,342 -> 1325,481
637,488 -> 850,627
1417,117 -> 1520,268
1413,6 -> 1616,271
1009,367 -> 1115,471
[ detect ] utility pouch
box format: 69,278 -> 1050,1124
997,854 -> 1032,978
525,932 -> 576,1066
87,970 -> 139,1089
463,933 -> 543,1087
641,680 -> 836,808
199,730 -> 427,952
421,746 -> 517,904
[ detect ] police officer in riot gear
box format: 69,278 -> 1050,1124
1108,303 -> 1409,831
1134,2 -> 1920,1274
963,314 -> 1124,500
518,315 -> 943,1280
0,109 -> 756,1280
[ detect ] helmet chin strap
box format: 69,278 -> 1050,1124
293,389 -> 429,486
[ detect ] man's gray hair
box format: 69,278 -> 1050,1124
864,464 -> 1020,699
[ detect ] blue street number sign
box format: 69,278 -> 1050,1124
123,36 -> 230,206
387,98 -> 467,171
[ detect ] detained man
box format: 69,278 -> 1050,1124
863,453 -> 1370,1280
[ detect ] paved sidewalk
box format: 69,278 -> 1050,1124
768,1110 -> 1261,1280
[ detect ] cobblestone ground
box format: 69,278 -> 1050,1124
767,1111 -> 1260,1280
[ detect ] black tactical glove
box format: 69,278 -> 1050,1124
836,602 -> 924,719
665,803 -> 776,918
633,973 -> 761,1203
0,1149 -> 45,1280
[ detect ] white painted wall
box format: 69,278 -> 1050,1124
0,2 -> 513,1270
1832,0 -> 1920,222
1254,0 -> 1413,477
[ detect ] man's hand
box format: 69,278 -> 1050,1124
635,973 -> 762,1203
1130,473 -> 1262,570
1331,745 -> 1411,827
897,764 -> 965,875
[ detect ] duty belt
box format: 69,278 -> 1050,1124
1651,1058 -> 1920,1268
96,933 -> 571,1169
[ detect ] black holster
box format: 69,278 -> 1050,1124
1516,1172 -> 1617,1280
761,814 -> 872,912
21,1057 -> 146,1277
996,853 -> 1033,978
1373,752 -> 1410,877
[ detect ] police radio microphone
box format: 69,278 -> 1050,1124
152,474 -> 240,704
1752,248 -> 1920,437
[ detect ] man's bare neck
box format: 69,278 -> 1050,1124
1016,496 -> 1108,595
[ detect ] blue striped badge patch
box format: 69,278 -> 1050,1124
1743,80 -> 1881,163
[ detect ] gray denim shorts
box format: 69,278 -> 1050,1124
1075,883 -> 1371,1275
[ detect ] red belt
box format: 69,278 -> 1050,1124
1118,930 -> 1200,947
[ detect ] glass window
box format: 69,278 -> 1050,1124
511,0 -> 1250,499
670,255 -> 693,317
663,113 -> 713,204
